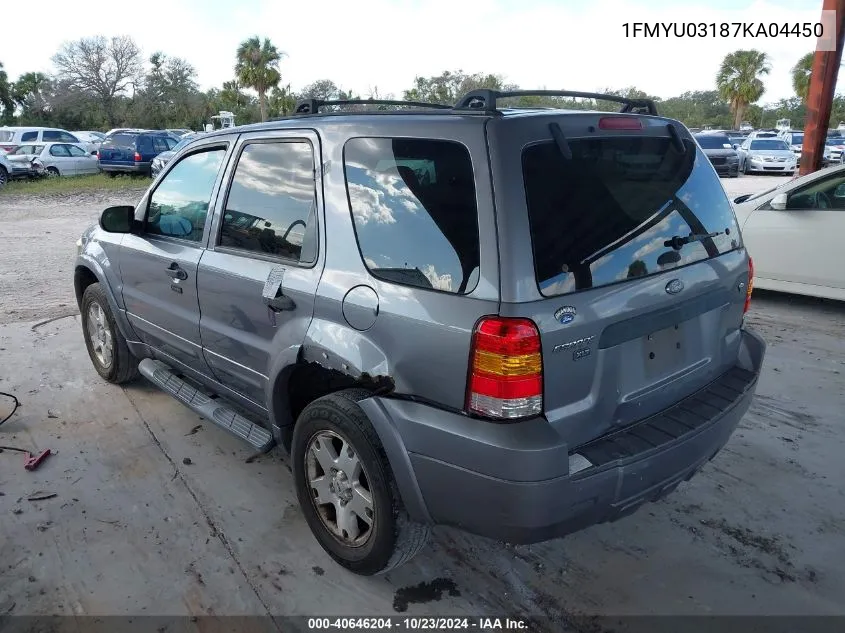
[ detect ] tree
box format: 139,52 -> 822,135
0,62 -> 14,123
716,49 -> 771,129
235,36 -> 283,122
134,52 -> 202,128
403,70 -> 511,105
791,52 -> 814,104
267,84 -> 295,117
300,79 -> 346,101
12,72 -> 51,123
52,36 -> 143,125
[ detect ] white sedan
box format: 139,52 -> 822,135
5,142 -> 100,177
732,164 -> 845,301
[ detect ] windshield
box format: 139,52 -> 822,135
523,138 -> 741,296
695,135 -> 732,149
825,138 -> 844,146
750,140 -> 789,150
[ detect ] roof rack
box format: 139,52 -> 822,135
453,90 -> 658,116
292,98 -> 452,115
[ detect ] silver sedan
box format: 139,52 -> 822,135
5,142 -> 100,177
736,137 -> 797,175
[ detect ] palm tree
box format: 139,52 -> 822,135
0,62 -> 14,122
716,50 -> 771,130
235,37 -> 284,122
791,52 -> 814,104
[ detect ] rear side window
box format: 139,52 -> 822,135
523,137 -> 741,297
103,134 -> 136,149
344,138 -> 480,294
220,141 -> 318,264
21,131 -> 38,142
50,145 -> 71,157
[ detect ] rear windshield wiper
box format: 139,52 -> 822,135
664,230 -> 724,251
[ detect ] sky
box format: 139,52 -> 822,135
0,0 -> 835,105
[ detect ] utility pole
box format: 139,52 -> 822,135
800,0 -> 845,176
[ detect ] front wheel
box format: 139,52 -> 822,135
81,283 -> 139,384
292,389 -> 431,575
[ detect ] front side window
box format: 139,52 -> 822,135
153,137 -> 170,153
786,173 -> 845,210
220,141 -> 318,263
49,145 -> 71,157
146,148 -> 226,242
42,131 -> 62,142
344,137 -> 480,294
523,137 -> 742,297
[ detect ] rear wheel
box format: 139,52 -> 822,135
0,166 -> 7,188
46,167 -> 60,177
81,283 -> 139,384
743,161 -> 751,175
292,389 -> 431,575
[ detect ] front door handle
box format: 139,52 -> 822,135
166,262 -> 188,281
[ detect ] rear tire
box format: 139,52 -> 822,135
292,388 -> 431,575
81,283 -> 139,384
0,166 -> 7,188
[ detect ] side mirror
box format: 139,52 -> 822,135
770,193 -> 788,210
99,205 -> 135,233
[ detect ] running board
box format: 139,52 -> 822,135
138,358 -> 274,452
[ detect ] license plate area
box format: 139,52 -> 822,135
644,324 -> 685,379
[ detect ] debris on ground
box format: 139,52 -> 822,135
185,425 -> 202,436
27,491 -> 57,501
182,457 -> 193,465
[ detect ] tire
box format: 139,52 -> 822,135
0,166 -> 7,188
81,283 -> 139,384
730,170 -> 739,178
46,166 -> 60,177
743,161 -> 750,175
292,388 -> 431,575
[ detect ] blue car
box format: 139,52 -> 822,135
98,131 -> 179,177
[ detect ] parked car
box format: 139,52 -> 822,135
824,137 -> 845,163
694,132 -> 739,177
98,131 -> 179,177
778,131 -> 834,167
747,130 -> 779,140
104,128 -> 146,139
6,142 -> 100,176
75,90 -> 765,575
0,127 -> 97,154
0,151 -> 13,187
736,137 -> 796,174
732,163 -> 845,301
150,134 -> 200,178
73,131 -> 107,151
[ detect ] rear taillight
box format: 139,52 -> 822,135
466,316 -> 543,420
96,151 -> 100,160
744,257 -> 754,314
134,151 -> 141,162
598,116 -> 644,130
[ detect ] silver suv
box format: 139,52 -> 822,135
74,90 -> 766,575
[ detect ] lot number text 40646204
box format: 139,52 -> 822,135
307,617 -> 529,630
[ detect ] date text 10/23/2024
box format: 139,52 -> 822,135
307,617 -> 530,631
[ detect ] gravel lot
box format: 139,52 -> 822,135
0,174 -> 843,624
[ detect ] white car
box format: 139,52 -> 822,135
732,164 -> 845,301
736,137 -> 796,175
72,131 -> 106,151
5,142 -> 100,177
0,126 -> 98,155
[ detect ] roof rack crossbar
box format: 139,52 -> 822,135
454,89 -> 658,116
293,98 -> 452,115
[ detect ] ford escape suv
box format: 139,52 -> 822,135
74,90 -> 766,575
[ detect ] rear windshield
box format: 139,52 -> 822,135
523,137 -> 742,297
750,140 -> 789,150
0,131 -> 13,142
103,134 -> 137,149
695,135 -> 732,149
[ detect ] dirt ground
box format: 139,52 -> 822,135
0,175 -> 844,624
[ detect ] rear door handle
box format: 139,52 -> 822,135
166,262 -> 188,281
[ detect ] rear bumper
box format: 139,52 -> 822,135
361,328 -> 766,543
101,163 -> 150,173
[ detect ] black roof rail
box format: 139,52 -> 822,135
293,98 -> 452,115
454,89 -> 658,116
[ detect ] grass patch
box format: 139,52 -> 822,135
0,173 -> 149,197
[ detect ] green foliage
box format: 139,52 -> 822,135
0,173 -> 146,197
716,49 -> 771,129
792,52 -> 814,104
403,70 -> 513,105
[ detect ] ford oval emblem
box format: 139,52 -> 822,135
554,306 -> 576,324
665,279 -> 684,295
